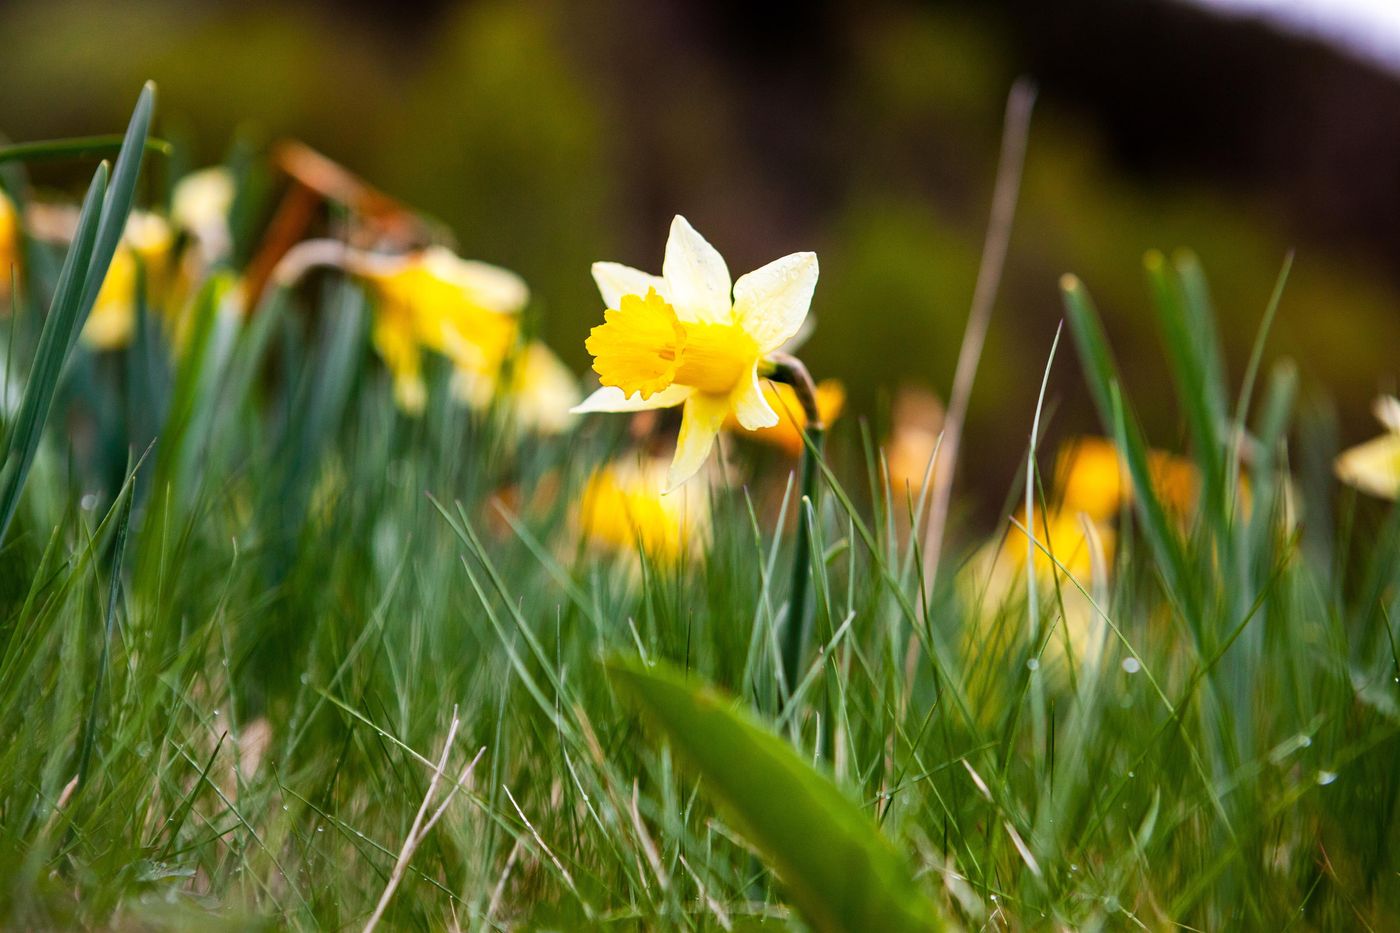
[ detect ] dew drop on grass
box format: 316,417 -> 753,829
1122,657 -> 1141,674
1299,736 -> 1312,748
80,493 -> 98,511
1316,770 -> 1338,786
1026,658 -> 1040,671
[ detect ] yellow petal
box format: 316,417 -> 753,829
669,392 -> 730,491
1336,433 -> 1400,500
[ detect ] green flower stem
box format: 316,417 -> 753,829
767,353 -> 826,707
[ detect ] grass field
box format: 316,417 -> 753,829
1,84 -> 1399,931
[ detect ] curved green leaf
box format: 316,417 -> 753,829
609,657 -> 944,933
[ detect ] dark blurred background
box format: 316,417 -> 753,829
3,0 -> 1398,499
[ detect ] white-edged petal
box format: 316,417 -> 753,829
668,392 -> 730,491
662,215 -> 731,324
571,383 -> 692,414
592,261 -> 667,309
732,251 -> 818,352
731,369 -> 779,430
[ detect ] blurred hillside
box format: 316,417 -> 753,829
1,0 -> 1397,503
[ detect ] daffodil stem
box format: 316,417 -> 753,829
768,353 -> 825,706
780,424 -> 824,704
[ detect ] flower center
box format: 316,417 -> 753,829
586,288 -> 756,399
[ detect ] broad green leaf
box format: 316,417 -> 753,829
609,657 -> 944,933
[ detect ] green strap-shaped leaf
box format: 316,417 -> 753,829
0,82 -> 156,544
609,658 -> 944,933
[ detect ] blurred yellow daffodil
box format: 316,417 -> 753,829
82,211 -> 175,350
1003,505 -> 1116,583
359,246 -> 527,415
0,189 -> 17,301
573,215 -> 818,490
1054,435 -> 1201,519
726,378 -> 844,456
579,457 -> 708,562
1335,395 -> 1400,500
172,166 -> 235,262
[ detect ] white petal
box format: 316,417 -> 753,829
668,392 -> 730,491
571,383 -> 692,414
1375,394 -> 1400,433
732,251 -> 818,352
731,369 -> 778,430
592,262 -> 666,308
662,215 -> 731,324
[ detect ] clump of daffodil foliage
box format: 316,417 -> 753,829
0,88 -> 1398,932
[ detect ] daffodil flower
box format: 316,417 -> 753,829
269,240 -> 532,415
580,456 -> 709,562
572,215 -> 818,490
1335,395 -> 1400,500
359,246 -> 526,414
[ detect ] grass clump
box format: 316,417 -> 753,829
0,83 -> 1397,931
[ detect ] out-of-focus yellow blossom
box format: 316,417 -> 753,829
1335,395 -> 1400,500
579,457 -> 709,562
884,387 -> 945,495
172,166 -> 235,261
0,190 -> 17,302
961,504 -> 1116,695
1002,505 -> 1116,583
1054,435 -> 1203,519
360,246 -> 527,415
726,378 -> 844,456
573,215 -> 819,491
82,211 -> 175,350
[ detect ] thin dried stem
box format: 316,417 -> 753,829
909,78 -> 1036,682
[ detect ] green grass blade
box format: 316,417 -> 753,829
74,82 -> 157,348
0,134 -> 170,166
1060,274 -> 1198,623
0,162 -> 107,542
1145,250 -> 1225,521
608,657 -> 945,933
